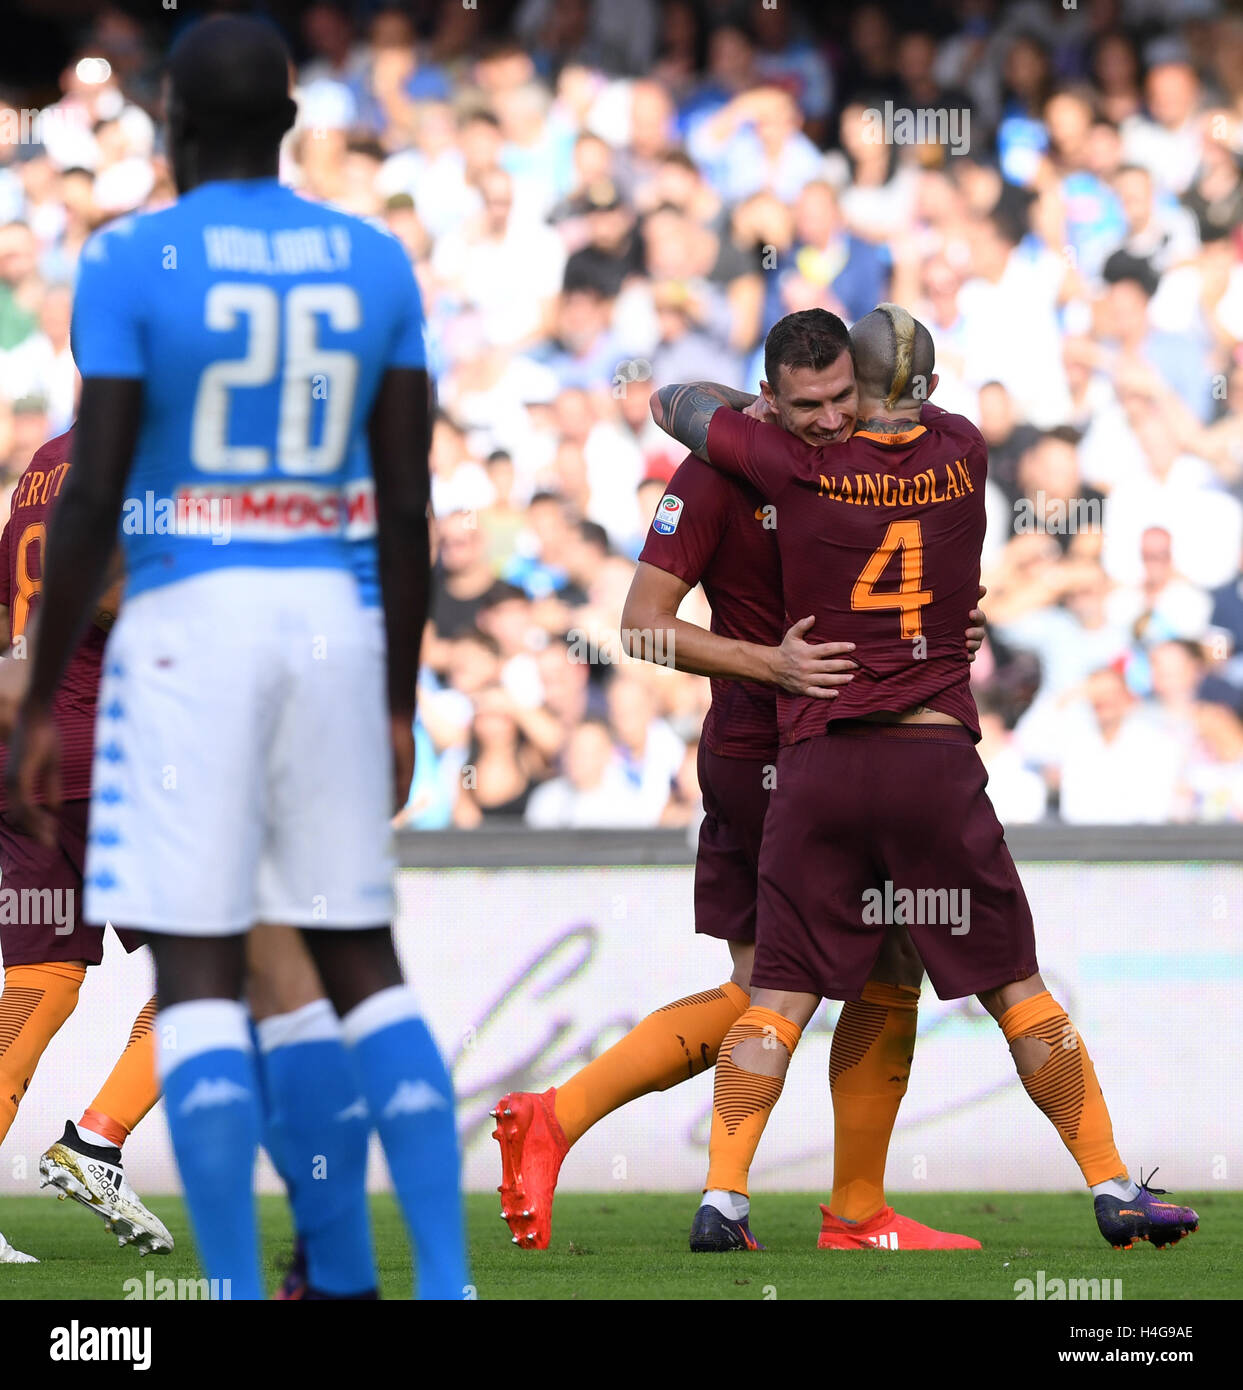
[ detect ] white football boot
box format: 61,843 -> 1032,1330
0,1231 -> 38,1263
39,1121 -> 174,1256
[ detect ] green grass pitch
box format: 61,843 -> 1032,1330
0,1192 -> 1236,1300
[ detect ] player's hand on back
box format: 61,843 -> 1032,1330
5,702 -> 62,847
768,616 -> 856,699
743,395 -> 777,425
390,713 -> 416,816
966,584 -> 988,663
0,655 -> 31,742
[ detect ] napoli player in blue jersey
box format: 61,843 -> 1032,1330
6,16 -> 471,1300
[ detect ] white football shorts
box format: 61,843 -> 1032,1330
83,566 -> 395,935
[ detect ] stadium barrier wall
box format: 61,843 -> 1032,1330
3,827 -> 1239,1197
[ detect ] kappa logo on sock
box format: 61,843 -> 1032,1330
178,1077 -> 251,1116
334,1098 -> 369,1123
381,1080 -> 447,1119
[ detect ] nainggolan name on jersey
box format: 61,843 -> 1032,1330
817,458 -> 976,507
203,224 -> 352,275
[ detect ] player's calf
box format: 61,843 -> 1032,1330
983,980 -> 1202,1248
697,1001 -> 806,1251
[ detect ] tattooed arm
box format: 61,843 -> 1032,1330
649,381 -> 757,461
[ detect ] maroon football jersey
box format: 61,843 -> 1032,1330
706,406 -> 986,743
638,455 -> 783,759
0,428 -> 106,809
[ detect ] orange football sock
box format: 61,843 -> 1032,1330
1000,991 -> 1127,1188
828,981 -> 920,1223
554,982 -> 749,1147
0,961 -> 86,1144
80,996 -> 159,1147
705,1006 -> 803,1196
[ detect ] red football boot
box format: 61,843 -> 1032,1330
817,1203 -> 982,1250
491,1088 -> 570,1250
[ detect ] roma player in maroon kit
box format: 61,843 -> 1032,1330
0,427 -> 171,1262
653,303 -> 1200,1254
492,311 -> 986,1253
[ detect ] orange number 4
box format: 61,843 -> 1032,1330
12,521 -> 46,640
851,519 -> 932,639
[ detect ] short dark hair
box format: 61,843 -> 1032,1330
1102,249 -> 1159,298
763,308 -> 850,390
660,150 -> 698,175
455,627 -> 501,657
167,16 -> 296,147
578,519 -> 610,553
1039,424 -> 1083,447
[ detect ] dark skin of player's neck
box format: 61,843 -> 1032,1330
171,138 -> 280,195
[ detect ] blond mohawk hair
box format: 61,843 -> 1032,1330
876,302 -> 917,408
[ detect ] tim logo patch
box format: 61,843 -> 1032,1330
653,494 -> 684,534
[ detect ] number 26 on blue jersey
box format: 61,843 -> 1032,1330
190,282 -> 361,476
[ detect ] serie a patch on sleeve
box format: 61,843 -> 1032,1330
652,494 -> 684,534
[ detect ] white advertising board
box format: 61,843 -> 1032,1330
2,863 -> 1239,1198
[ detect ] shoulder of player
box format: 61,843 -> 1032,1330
6,433 -> 72,516
79,208 -> 162,267
317,202 -> 412,265
666,452 -> 749,515
708,407 -> 812,471
924,408 -> 986,451
22,431 -> 74,476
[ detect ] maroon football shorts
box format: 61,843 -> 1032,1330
752,722 -> 1039,1001
694,744 -> 771,943
0,800 -> 144,967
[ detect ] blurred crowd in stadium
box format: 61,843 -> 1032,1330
2,0 -> 1243,827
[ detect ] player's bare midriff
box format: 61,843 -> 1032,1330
855,705 -> 965,727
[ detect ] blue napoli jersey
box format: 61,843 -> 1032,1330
72,178 -> 426,598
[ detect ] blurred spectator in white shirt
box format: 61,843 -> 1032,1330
977,692 -> 1048,824
1175,701 -> 1243,822
1121,59 -> 1203,196
2,283 -> 76,433
607,672 -> 687,822
1101,390 -> 1243,592
431,167 -> 565,350
1053,667 -> 1182,824
958,207 -> 1071,427
1111,163 -> 1200,274
1108,524 -> 1212,649
525,717 -> 650,827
